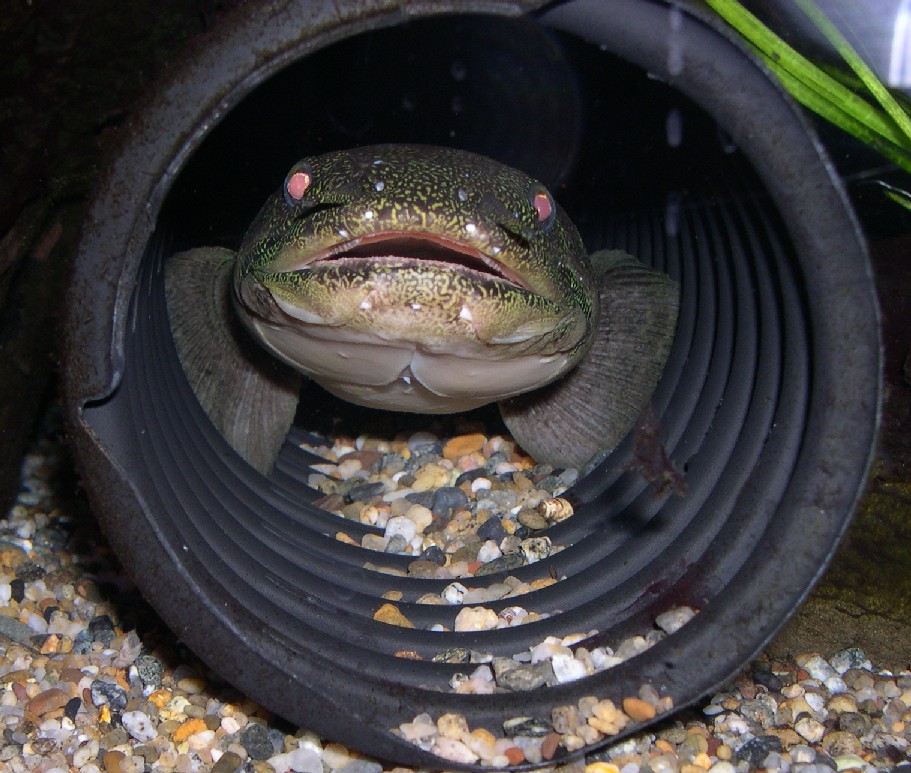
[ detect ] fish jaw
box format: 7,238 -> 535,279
234,243 -> 589,413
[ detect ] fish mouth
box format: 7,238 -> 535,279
286,232 -> 531,291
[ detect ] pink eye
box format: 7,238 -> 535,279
533,191 -> 553,222
286,171 -> 311,200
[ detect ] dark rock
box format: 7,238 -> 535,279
73,629 -> 94,655
404,491 -> 435,509
240,722 -> 274,760
502,716 -> 553,736
211,751 -> 244,773
838,711 -> 872,736
91,679 -> 128,711
64,696 -> 81,722
89,614 -> 116,645
477,517 -> 507,543
455,468 -> 487,486
14,562 -> 46,582
418,545 -> 446,566
735,735 -> 783,767
344,481 -> 385,504
752,664 -> 783,692
431,486 -> 470,517
474,553 -> 527,576
9,578 -> 24,603
135,655 -> 165,688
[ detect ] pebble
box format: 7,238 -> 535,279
1,411 -> 908,773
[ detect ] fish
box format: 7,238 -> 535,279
165,144 -> 679,474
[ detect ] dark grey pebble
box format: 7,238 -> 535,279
486,452 -> 509,469
474,553 -> 527,576
90,679 -> 128,711
380,453 -> 406,475
476,517 -> 507,543
9,578 -> 24,603
405,491 -> 435,509
0,611 -> 41,645
419,545 -> 447,566
136,654 -> 165,688
339,761 -> 383,773
345,481 -> 386,504
751,664 -> 783,692
455,468 -> 487,486
502,716 -> 554,737
211,751 -> 244,773
385,535 -> 408,553
839,711 -> 872,736
534,474 -> 564,493
485,489 -> 518,511
406,452 -> 441,473
735,735 -> 783,767
73,629 -> 94,655
89,614 -> 116,645
14,561 -> 46,582
814,752 -> 838,770
64,696 -> 81,722
240,722 -> 275,760
431,486 -> 469,517
41,605 -> 59,624
431,648 -> 472,664
494,659 -> 553,692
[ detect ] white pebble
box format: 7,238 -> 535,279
0,584 -> 10,604
655,606 -> 696,634
454,606 -> 498,631
551,652 -> 589,683
404,504 -> 433,532
432,736 -> 479,764
801,654 -> 837,681
476,540 -> 501,563
268,748 -> 322,773
384,516 -> 417,543
121,710 -> 157,742
442,582 -> 468,605
795,716 -> 825,743
470,477 -> 492,492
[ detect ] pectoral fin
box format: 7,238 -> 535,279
165,248 -> 301,474
498,250 -> 679,471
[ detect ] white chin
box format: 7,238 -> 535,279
248,318 -> 571,413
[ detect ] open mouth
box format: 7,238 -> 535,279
296,233 -> 529,291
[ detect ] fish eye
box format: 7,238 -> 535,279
531,189 -> 556,231
283,162 -> 314,206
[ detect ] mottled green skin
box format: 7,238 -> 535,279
233,145 -> 596,369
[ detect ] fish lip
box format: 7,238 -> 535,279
278,232 -> 531,292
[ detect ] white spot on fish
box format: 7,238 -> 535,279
491,246 -> 501,255
464,223 -> 477,234
338,228 -> 349,239
359,300 -> 372,310
373,158 -> 384,165
364,210 -> 374,220
374,181 -> 385,191
457,188 -> 468,202
459,306 -> 473,322
411,303 -> 422,311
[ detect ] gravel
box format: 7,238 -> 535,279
0,408 -> 908,772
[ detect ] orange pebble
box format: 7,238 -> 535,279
173,717 -> 208,743
148,689 -> 171,708
504,747 -> 525,765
